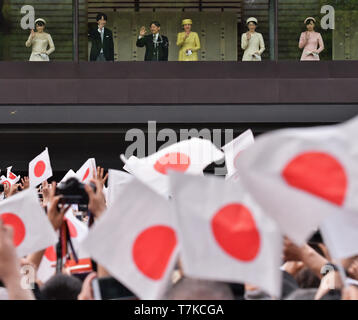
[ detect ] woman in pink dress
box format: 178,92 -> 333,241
299,17 -> 324,61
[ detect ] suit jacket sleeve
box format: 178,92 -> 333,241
163,36 -> 169,60
136,36 -> 146,47
108,30 -> 114,60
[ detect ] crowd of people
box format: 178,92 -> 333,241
0,159 -> 358,300
25,12 -> 324,62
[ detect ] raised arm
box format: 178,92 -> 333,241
299,32 -> 307,49
241,33 -> 249,50
25,30 -> 35,48
176,32 -> 185,47
46,34 -> 55,55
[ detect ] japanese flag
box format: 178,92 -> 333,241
0,188 -> 57,257
81,178 -> 178,300
0,177 -> 13,190
320,208 -> 358,260
76,158 -> 96,184
222,129 -> 254,180
107,169 -> 134,209
37,208 -> 89,283
29,148 -> 53,187
236,117 -> 358,245
169,172 -> 282,298
7,166 -> 20,184
121,137 -> 224,196
60,169 -> 78,184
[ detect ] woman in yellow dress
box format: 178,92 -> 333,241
176,19 -> 200,61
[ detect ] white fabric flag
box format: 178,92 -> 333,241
76,158 -> 97,184
222,129 -> 254,180
121,137 -> 224,196
37,208 -> 89,283
7,166 -> 21,184
81,178 -> 178,300
169,172 -> 282,298
235,118 -> 358,245
59,169 -> 78,184
107,169 -> 134,208
320,209 -> 358,260
29,148 -> 53,187
0,188 -> 57,257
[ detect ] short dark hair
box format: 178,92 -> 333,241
305,18 -> 315,25
150,21 -> 160,28
36,21 -> 45,27
96,13 -> 108,22
40,274 -> 83,300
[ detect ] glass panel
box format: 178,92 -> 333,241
278,0 -> 358,60
0,0 -> 74,61
83,0 -> 270,61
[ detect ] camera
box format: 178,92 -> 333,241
55,177 -> 96,205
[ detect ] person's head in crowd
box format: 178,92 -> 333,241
182,19 -> 192,33
163,277 -> 234,300
319,289 -> 341,300
304,17 -> 316,32
96,13 -> 107,29
150,21 -> 160,35
295,267 -> 321,288
244,283 -> 272,300
285,288 -> 317,300
40,274 -> 83,300
35,18 -> 46,33
246,17 -> 258,32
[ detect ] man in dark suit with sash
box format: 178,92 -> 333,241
136,21 -> 169,61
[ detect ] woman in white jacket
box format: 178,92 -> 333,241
241,17 -> 265,61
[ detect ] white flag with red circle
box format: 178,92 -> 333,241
121,137 -> 224,196
81,178 -> 178,300
6,166 -> 21,184
37,208 -> 89,283
0,177 -> 12,190
60,169 -> 78,184
107,169 -> 134,208
0,188 -> 57,257
235,118 -> 358,245
29,148 -> 53,187
222,129 -> 254,180
76,158 -> 96,184
169,172 -> 282,297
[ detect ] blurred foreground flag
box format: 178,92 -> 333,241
0,188 -> 57,257
121,137 -> 224,196
29,148 -> 53,187
81,178 -> 178,299
76,158 -> 96,184
236,117 -> 358,245
222,129 -> 254,180
169,172 -> 282,298
320,209 -> 358,260
60,169 -> 78,184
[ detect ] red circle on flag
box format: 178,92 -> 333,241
34,160 -> 46,177
0,212 -> 26,247
282,151 -> 347,206
2,181 -> 11,189
153,152 -> 190,175
82,168 -> 90,182
44,246 -> 57,261
64,218 -> 78,238
211,203 -> 261,262
9,172 -> 16,180
132,225 -> 177,280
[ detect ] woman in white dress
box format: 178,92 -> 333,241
241,17 -> 265,61
25,18 -> 55,61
